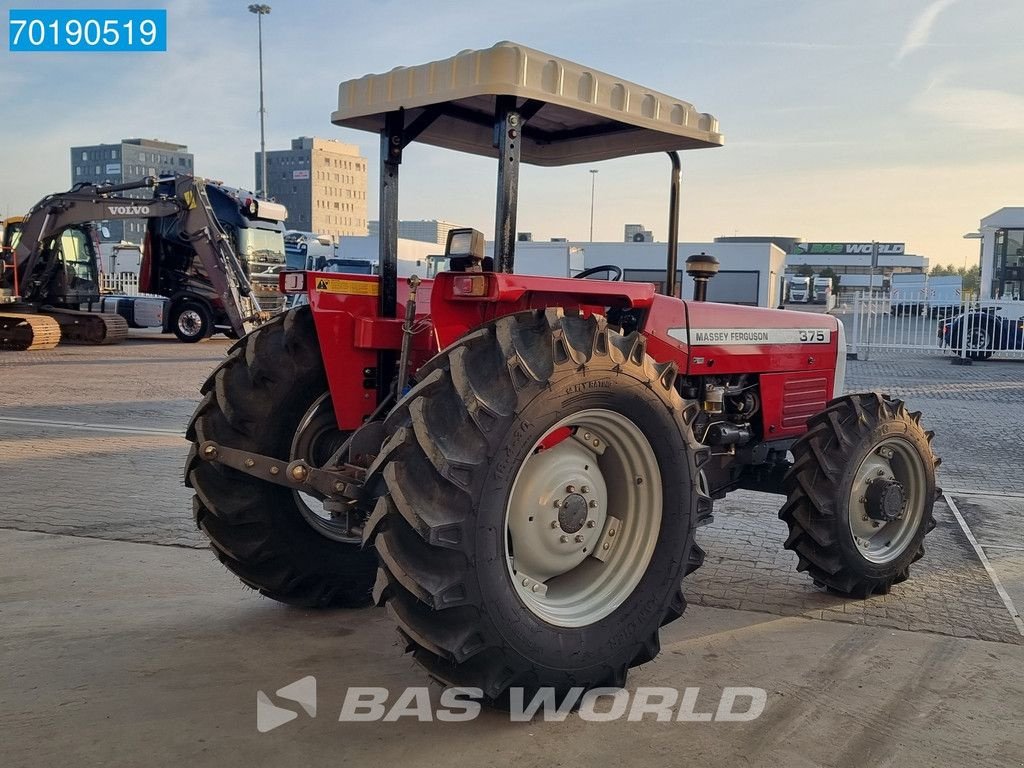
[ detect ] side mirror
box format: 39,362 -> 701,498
100,226 -> 111,239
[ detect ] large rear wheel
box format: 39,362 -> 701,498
185,305 -> 377,607
366,309 -> 710,703
781,393 -> 939,597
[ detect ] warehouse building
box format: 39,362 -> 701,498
367,219 -> 467,247
716,236 -> 928,296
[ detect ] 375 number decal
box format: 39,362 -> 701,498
798,329 -> 828,343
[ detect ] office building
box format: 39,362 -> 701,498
977,207 -> 1024,299
258,137 -> 368,237
70,138 -> 193,241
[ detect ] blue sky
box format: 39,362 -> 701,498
2,0 -> 1022,265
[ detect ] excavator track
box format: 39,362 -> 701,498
43,307 -> 129,345
0,312 -> 63,351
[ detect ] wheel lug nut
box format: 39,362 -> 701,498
550,520 -> 559,529
553,499 -> 561,508
531,583 -> 541,592
602,542 -> 611,551
560,535 -> 569,543
581,485 -> 590,494
586,519 -> 597,528
589,500 -> 598,508
244,458 -> 255,468
574,535 -> 584,543
584,432 -> 592,440
608,528 -> 616,537
566,485 -> 576,493
522,578 -> 529,587
876,469 -> 885,476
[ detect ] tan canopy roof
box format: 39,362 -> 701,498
331,42 -> 723,166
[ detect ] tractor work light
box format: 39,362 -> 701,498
445,228 -> 485,260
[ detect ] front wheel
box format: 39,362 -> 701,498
781,393 -> 939,597
171,300 -> 212,343
366,310 -> 709,703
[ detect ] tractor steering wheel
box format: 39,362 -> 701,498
574,264 -> 623,281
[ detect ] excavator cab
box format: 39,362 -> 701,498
45,227 -> 102,306
1,220 -> 100,307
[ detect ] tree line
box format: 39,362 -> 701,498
930,263 -> 980,293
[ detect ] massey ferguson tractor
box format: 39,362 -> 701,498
186,43 -> 938,703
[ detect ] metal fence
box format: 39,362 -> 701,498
99,273 -> 140,295
847,291 -> 1024,361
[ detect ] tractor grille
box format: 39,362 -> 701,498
781,376 -> 829,429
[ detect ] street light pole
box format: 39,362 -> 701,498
248,4 -> 271,197
589,169 -> 598,242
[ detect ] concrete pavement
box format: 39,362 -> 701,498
3,334 -> 1024,766
2,528 -> 1022,768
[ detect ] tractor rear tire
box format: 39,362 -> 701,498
185,305 -> 377,608
365,309 -> 710,703
781,393 -> 939,597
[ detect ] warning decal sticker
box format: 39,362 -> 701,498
313,278 -> 379,296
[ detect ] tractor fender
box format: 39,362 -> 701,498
304,271 -> 436,432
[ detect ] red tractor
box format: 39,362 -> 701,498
186,43 -> 938,702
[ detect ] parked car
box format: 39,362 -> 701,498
938,306 -> 1024,360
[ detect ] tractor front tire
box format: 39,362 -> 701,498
185,305 -> 377,608
366,309 -> 710,703
781,393 -> 939,597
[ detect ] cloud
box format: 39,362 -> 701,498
686,39 -> 881,51
895,0 -> 959,63
913,81 -> 1024,131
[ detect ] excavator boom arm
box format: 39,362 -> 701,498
9,175 -> 260,337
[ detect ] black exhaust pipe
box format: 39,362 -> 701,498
685,251 -> 719,302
